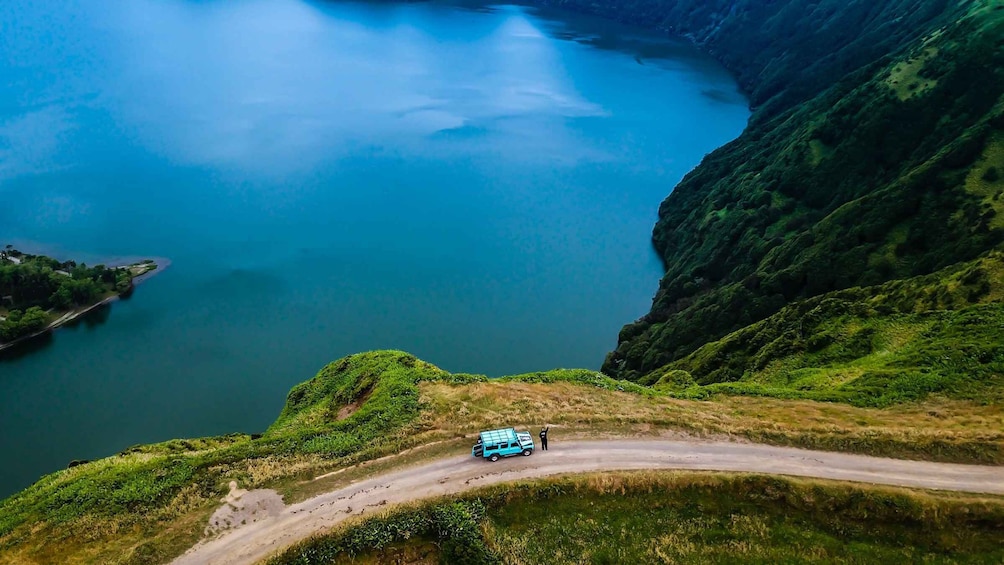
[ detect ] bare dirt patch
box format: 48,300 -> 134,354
336,386 -> 375,421
204,481 -> 285,537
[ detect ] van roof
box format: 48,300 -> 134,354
479,428 -> 516,444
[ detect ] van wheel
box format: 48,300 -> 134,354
489,454 -> 499,462
522,449 -> 532,456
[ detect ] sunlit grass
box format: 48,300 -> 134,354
3,350 -> 1000,564
270,472 -> 1004,565
886,47 -> 939,100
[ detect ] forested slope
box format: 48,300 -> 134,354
545,0 -> 965,118
568,0 -> 1004,383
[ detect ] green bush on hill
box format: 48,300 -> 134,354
499,369 -> 656,396
272,500 -> 494,565
0,307 -> 49,342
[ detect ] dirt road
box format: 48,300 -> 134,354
172,439 -> 1004,565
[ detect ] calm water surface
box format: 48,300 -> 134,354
0,0 -> 748,496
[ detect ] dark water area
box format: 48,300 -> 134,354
0,0 -> 748,496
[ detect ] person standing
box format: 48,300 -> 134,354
539,426 -> 549,451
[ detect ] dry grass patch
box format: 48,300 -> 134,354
418,381 -> 1004,463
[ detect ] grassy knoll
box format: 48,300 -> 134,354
2,351 -> 1001,563
269,472 -> 1004,565
0,351 -> 452,565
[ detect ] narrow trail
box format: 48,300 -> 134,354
172,439 -> 1004,565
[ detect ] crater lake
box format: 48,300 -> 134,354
0,0 -> 748,496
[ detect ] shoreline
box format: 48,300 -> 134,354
0,258 -> 169,354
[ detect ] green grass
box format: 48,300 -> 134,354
644,252 -> 1004,407
965,133 -> 1004,230
606,0 -> 1004,382
499,369 -> 656,396
2,348 -> 1002,563
0,351 -> 458,564
886,46 -> 939,100
270,472 -> 1004,565
0,352 -> 660,564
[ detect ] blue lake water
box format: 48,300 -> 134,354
0,0 -> 748,496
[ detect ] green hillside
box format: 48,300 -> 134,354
640,252 -> 1004,407
3,351 -> 999,563
4,1 -> 1004,563
597,0 -> 1004,382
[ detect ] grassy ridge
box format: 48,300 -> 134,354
3,351 -> 1000,563
270,472 -> 1004,565
0,352 -> 669,564
639,252 -> 1004,407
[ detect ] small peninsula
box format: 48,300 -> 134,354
0,246 -> 158,351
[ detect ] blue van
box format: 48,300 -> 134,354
472,428 -> 534,461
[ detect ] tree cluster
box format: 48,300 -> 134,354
0,307 -> 49,342
0,248 -> 133,342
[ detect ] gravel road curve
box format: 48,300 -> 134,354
172,439 -> 1004,565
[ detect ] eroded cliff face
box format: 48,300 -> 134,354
534,0 -> 1004,382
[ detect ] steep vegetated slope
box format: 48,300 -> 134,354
579,0 -> 1004,384
545,0 -> 964,116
